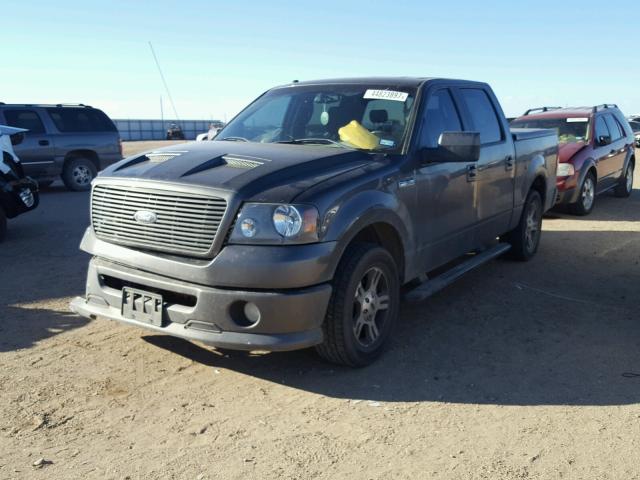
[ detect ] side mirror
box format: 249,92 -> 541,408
421,131 -> 481,164
10,132 -> 25,146
597,135 -> 611,146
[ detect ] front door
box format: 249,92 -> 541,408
1,108 -> 55,177
414,88 -> 477,272
455,87 -> 514,244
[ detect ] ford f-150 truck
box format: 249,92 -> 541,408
71,78 -> 558,366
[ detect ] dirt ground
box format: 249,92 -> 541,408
1,142 -> 639,480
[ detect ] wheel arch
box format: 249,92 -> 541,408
63,149 -> 100,171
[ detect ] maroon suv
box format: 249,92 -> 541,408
512,105 -> 635,215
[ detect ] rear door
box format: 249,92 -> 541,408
414,88 -> 477,271
455,87 -> 514,244
0,108 -> 55,176
602,114 -> 627,185
593,114 -> 622,190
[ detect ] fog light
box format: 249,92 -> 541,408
229,301 -> 261,327
19,188 -> 34,208
240,218 -> 257,238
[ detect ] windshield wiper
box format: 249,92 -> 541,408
219,136 -> 249,142
276,138 -> 353,148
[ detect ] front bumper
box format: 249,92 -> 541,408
70,256 -> 331,351
556,185 -> 578,205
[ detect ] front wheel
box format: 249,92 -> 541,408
316,243 -> 400,367
569,172 -> 596,215
503,190 -> 543,261
614,162 -> 634,198
62,157 -> 97,191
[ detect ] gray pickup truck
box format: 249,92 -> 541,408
0,104 -> 122,191
71,78 -> 558,366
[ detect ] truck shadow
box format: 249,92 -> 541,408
144,187 -> 640,406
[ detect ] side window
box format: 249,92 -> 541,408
594,116 -> 610,143
603,114 -> 622,141
459,89 -> 502,144
419,89 -> 462,148
3,109 -> 46,134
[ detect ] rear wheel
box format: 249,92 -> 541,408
503,190 -> 542,261
569,172 -> 596,216
614,162 -> 634,198
0,206 -> 6,243
62,157 -> 97,191
316,243 -> 400,367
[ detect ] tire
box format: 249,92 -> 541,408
503,190 -> 543,261
315,243 -> 400,367
614,162 -> 634,198
569,171 -> 596,216
0,206 -> 6,243
62,157 -> 97,191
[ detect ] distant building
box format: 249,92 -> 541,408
113,119 -> 223,141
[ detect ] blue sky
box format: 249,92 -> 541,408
3,0 -> 639,120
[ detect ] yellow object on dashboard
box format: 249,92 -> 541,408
338,120 -> 379,150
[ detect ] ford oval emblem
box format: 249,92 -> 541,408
133,210 -> 158,225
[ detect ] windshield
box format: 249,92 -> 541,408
215,85 -> 417,153
511,117 -> 590,144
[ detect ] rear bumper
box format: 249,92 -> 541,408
70,257 -> 331,351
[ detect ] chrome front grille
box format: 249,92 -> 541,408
91,183 -> 227,256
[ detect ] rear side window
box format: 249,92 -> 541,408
420,89 -> 462,148
45,108 -> 117,133
594,116 -> 610,142
3,109 -> 45,134
603,114 -> 622,141
459,89 -> 502,144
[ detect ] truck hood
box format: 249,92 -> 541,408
558,141 -> 587,163
100,141 -> 373,203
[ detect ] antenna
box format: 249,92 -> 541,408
149,41 -> 180,122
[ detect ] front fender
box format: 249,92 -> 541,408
321,189 -> 416,282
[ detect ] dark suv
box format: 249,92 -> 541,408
0,104 -> 122,191
512,105 -> 635,215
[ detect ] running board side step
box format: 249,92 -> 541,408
405,243 -> 512,303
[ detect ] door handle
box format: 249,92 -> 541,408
38,140 -> 50,146
466,164 -> 477,182
505,155 -> 514,171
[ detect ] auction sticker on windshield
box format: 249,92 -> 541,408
364,90 -> 408,102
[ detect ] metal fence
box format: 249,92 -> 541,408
113,119 -> 221,141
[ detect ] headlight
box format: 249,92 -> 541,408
229,203 -> 319,244
557,163 -> 575,177
273,205 -> 302,237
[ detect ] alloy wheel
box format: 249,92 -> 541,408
73,165 -> 93,186
581,177 -> 595,211
524,199 -> 541,254
352,267 -> 390,348
626,164 -> 634,193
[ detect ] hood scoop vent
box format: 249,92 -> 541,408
180,154 -> 266,178
222,155 -> 264,169
146,152 -> 183,163
115,151 -> 183,172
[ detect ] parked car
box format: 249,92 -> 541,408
512,105 -> 635,215
71,77 -> 558,366
629,120 -> 640,148
166,123 -> 185,140
0,103 -> 122,191
0,125 -> 39,242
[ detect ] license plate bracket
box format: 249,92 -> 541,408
121,287 -> 163,326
